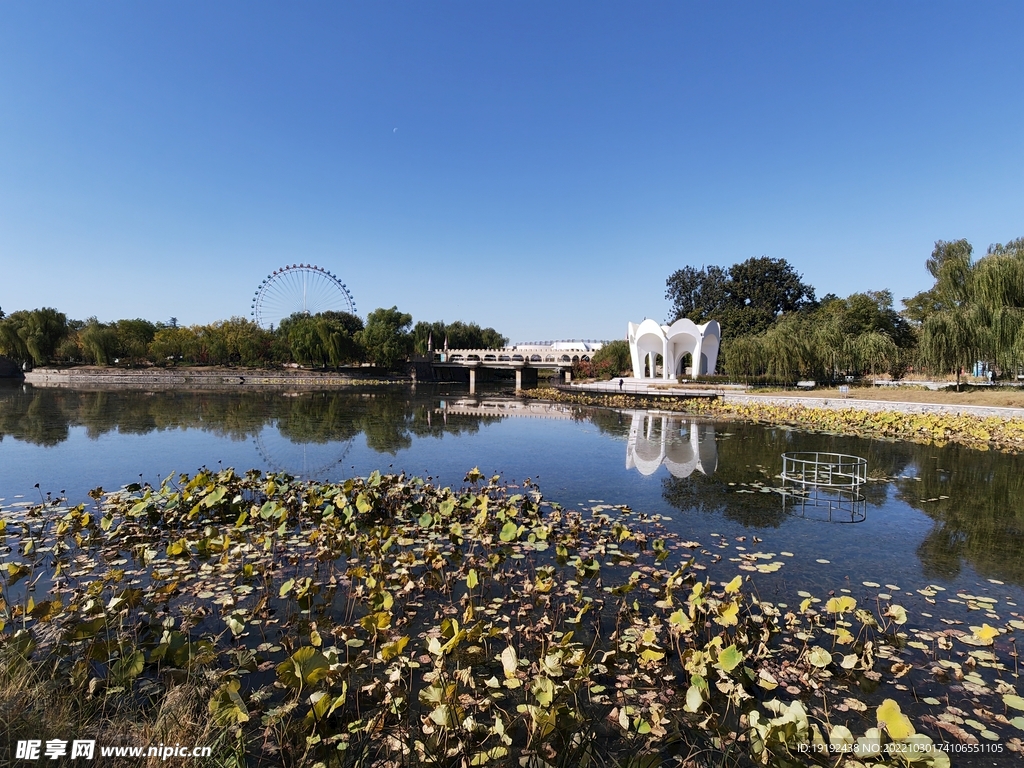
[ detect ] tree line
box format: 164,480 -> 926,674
0,305 -> 506,371
665,238 -> 1024,382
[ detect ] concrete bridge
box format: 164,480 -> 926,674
421,342 -> 603,393
435,397 -> 580,420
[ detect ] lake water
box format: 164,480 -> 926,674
3,380 -> 1023,608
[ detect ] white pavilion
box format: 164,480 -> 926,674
627,318 -> 721,381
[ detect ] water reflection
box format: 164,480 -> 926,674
625,411 -> 717,478
897,445 -> 1024,583
0,384 -> 495,468
3,383 -> 1024,585
780,451 -> 868,524
252,431 -> 357,481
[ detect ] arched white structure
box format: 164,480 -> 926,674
625,413 -> 718,479
627,319 -> 720,381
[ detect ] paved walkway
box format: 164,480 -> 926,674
563,380 -> 1024,420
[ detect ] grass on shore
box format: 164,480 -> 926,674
753,385 -> 1024,409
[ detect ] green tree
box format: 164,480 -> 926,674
114,319 -> 157,366
0,313 -> 30,361
726,256 -> 817,334
444,321 -> 501,349
917,237 -> 1024,376
214,317 -> 276,366
278,313 -> 361,368
150,326 -> 193,364
80,320 -> 119,365
411,320 -> 508,353
315,312 -> 364,367
590,340 -> 631,378
903,240 -> 974,327
664,265 -> 730,325
479,326 -> 508,349
52,319 -> 87,363
666,257 -> 815,337
358,307 -> 413,369
318,311 -> 364,339
722,335 -> 765,380
0,308 -> 68,365
412,320 -> 447,354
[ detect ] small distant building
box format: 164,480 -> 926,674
627,318 -> 720,381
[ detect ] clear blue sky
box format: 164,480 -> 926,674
2,2 -> 1022,342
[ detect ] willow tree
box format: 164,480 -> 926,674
80,320 -> 118,365
919,237 -> 1024,376
761,315 -> 819,381
854,331 -> 900,377
722,335 -> 765,380
812,317 -> 852,382
0,308 -> 68,365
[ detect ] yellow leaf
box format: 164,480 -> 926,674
683,685 -> 703,713
724,575 -> 742,594
825,596 -> 857,614
715,600 -> 739,627
669,608 -> 693,633
807,646 -> 831,668
500,646 -> 518,679
971,624 -> 999,645
877,698 -> 914,740
833,627 -> 854,645
757,670 -> 778,690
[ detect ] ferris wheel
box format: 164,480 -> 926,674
251,264 -> 357,329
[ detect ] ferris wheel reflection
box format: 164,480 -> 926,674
626,412 -> 718,479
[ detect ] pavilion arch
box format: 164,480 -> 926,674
625,413 -> 719,479
628,318 -> 720,381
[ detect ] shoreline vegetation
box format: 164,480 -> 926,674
521,388 -> 1024,455
4,468 -> 1023,767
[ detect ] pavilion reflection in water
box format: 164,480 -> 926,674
625,412 -> 718,479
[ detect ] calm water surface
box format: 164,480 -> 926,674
2,381 -> 1023,612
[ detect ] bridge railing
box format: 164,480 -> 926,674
433,349 -> 586,365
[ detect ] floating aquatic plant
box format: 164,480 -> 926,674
1,468 -> 1023,766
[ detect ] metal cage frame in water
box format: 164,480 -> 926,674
780,451 -> 867,523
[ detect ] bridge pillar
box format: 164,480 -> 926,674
467,362 -> 479,394
511,362 -> 526,391
564,368 -> 572,383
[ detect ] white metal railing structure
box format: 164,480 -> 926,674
780,451 -> 867,523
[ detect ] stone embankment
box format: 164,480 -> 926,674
23,366 -> 403,389
562,379 -> 1024,419
526,385 -> 1024,453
